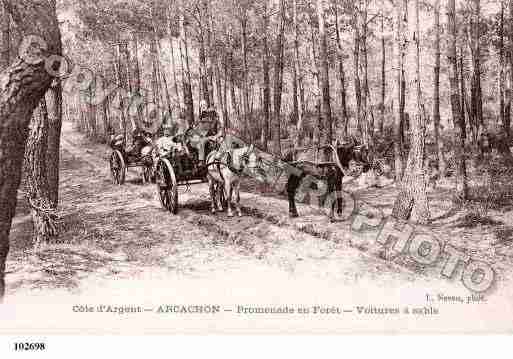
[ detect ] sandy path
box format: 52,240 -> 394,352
6,121 -> 513,301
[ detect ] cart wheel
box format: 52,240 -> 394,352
110,150 -> 126,185
156,158 -> 178,214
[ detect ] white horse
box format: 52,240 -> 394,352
206,143 -> 258,217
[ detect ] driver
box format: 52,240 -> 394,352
189,100 -> 223,164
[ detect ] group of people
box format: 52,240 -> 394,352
154,100 -> 224,165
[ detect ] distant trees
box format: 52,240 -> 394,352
28,0 -> 513,223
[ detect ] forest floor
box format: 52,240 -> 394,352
5,121 -> 513,311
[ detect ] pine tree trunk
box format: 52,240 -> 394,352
26,100 -> 56,246
470,0 -> 482,136
379,0 -> 385,134
167,6 -> 181,105
459,47 -> 467,144
506,0 -> 513,141
45,81 -> 62,207
205,0 -> 215,106
262,0 -> 271,151
433,0 -> 446,176
0,2 -> 9,69
241,14 -> 251,142
316,0 -> 332,151
0,0 -> 62,301
334,4 -> 348,137
392,0 -> 430,223
273,0 -> 286,154
179,2 -> 194,127
361,0 -> 371,146
310,23 -> 322,146
354,5 -> 362,137
447,0 -> 468,200
199,23 -> 210,106
393,0 -> 406,180
115,42 -> 128,141
293,0 -> 305,149
500,0 -> 510,145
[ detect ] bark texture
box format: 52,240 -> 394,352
0,0 -> 62,300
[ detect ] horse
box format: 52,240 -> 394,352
206,142 -> 260,217
283,139 -> 371,219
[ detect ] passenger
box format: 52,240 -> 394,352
127,127 -> 152,160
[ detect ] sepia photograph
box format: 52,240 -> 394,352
0,0 -> 512,339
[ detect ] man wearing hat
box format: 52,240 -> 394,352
189,100 -> 223,164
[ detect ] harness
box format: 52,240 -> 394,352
207,150 -> 250,183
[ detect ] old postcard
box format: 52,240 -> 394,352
0,0 -> 512,338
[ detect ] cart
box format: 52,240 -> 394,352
109,131 -> 154,185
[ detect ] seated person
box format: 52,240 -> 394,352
127,127 -> 152,159
188,101 -> 223,164
155,120 -> 188,157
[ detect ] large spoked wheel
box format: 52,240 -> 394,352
156,158 -> 178,214
110,150 -> 126,185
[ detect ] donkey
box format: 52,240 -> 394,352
283,139 -> 371,218
206,143 -> 259,217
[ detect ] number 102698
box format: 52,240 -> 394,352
14,342 -> 46,351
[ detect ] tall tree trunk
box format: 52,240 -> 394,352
150,38 -> 161,121
470,0 -> 483,137
262,0 -> 271,151
500,0 -> 510,144
133,34 -> 141,95
273,0 -> 286,154
334,3 -> 348,137
155,37 -> 173,118
379,0 -> 385,135
316,0 -> 332,152
393,0 -> 406,180
167,5 -> 181,105
447,0 -> 468,200
208,7 -> 226,131
199,20 -> 210,106
115,42 -> 128,141
0,0 -> 62,301
361,0 -> 371,146
222,57 -> 229,129
227,27 -> 238,128
179,1 -> 194,127
310,22 -> 322,146
353,4 -> 362,137
0,2 -> 9,69
241,14 -> 251,142
100,67 -> 111,139
392,0 -> 430,223
26,100 -> 56,246
293,0 -> 305,148
45,81 -> 62,207
459,47 -> 468,149
433,0 -> 446,176
204,0 -> 215,106
506,0 -> 513,141
133,34 -> 143,123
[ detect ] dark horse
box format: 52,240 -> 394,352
283,140 -> 371,218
